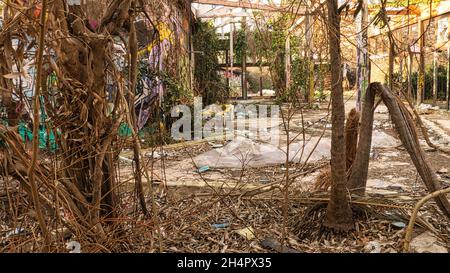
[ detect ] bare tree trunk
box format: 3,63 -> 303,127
432,51 -> 438,106
305,12 -> 315,104
407,47 -> 413,102
324,0 -> 354,231
447,38 -> 450,110
0,32 -> 18,126
48,0 -> 132,232
377,84 -> 450,218
347,84 -> 376,194
128,1 -> 148,216
285,33 -> 291,92
348,82 -> 450,218
242,17 -> 248,100
417,19 -> 425,106
345,109 -> 359,171
28,0 -> 51,250
388,35 -> 395,92
355,0 -> 369,111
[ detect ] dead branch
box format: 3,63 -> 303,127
348,82 -> 450,219
403,186 -> 450,252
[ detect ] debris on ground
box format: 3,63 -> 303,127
410,232 -> 448,253
235,227 -> 255,240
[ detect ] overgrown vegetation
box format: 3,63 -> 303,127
193,20 -> 228,105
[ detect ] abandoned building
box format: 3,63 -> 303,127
0,0 -> 449,255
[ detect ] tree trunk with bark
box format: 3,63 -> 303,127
13,0 -> 134,233
347,82 -> 450,218
324,0 -> 354,231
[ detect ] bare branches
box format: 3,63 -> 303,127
28,0 -> 50,250
403,186 -> 450,252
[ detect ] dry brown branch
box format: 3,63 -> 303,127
28,0 -> 50,250
403,186 -> 450,252
348,82 -> 450,219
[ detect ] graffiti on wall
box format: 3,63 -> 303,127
134,21 -> 174,129
134,2 -> 189,130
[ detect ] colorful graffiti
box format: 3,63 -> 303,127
138,22 -> 174,56
134,21 -> 174,130
135,2 -> 189,130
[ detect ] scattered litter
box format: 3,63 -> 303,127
66,241 -> 81,253
371,131 -> 400,148
288,137 -> 331,163
145,151 -> 169,159
364,241 -> 381,253
212,223 -> 230,229
391,177 -> 408,183
373,121 -> 382,128
391,221 -> 406,229
417,104 -> 433,114
196,166 -> 210,173
410,232 -> 448,253
194,137 -> 286,168
261,89 -> 275,96
396,195 -> 414,201
235,227 -> 255,240
5,228 -> 26,238
370,150 -> 380,159
208,142 -> 224,148
381,151 -> 400,157
366,188 -> 399,196
375,105 -> 388,114
367,179 -> 405,191
118,156 -> 133,163
388,161 -> 410,166
259,177 -> 270,184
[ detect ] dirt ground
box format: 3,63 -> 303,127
113,97 -> 450,253
1,97 -> 450,253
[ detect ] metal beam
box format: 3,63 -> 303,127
192,0 -> 282,12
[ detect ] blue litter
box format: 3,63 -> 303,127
196,166 -> 210,173
212,223 -> 230,229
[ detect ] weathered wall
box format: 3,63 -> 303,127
134,0 -> 194,129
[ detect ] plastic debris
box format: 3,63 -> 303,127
211,223 -> 230,229
375,106 -> 388,114
391,221 -> 406,229
235,227 -> 255,240
370,150 -> 380,159
417,103 -> 433,114
145,151 -> 169,159
66,241 -> 81,253
196,166 -> 210,173
261,89 -> 275,96
5,228 -> 26,238
208,142 -> 224,148
118,156 -> 133,163
259,177 -> 270,184
364,241 -> 381,253
371,131 -> 400,148
194,137 -> 286,168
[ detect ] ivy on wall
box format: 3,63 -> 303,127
193,20 -> 228,105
